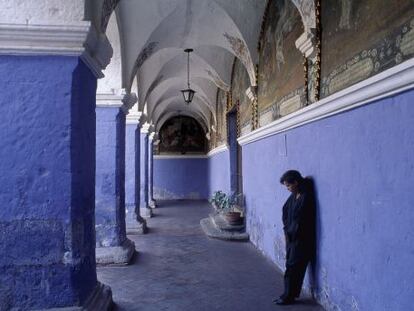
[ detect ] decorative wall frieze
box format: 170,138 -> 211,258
246,85 -> 259,130
238,58 -> 414,146
0,22 -> 90,56
0,22 -> 113,79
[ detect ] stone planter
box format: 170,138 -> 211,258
224,211 -> 243,226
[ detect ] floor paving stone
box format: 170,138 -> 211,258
97,200 -> 324,311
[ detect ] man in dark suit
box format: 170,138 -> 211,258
274,170 -> 316,305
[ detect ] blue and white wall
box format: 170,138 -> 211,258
153,156 -> 209,200
207,147 -> 231,197
238,62 -> 414,311
153,145 -> 231,201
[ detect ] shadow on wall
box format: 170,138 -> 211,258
305,176 -> 320,299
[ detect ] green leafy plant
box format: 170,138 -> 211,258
209,190 -> 227,211
209,191 -> 244,214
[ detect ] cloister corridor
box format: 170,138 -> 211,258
97,201 -> 323,311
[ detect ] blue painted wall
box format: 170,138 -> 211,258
242,90 -> 414,311
140,133 -> 149,207
95,108 -> 127,248
154,158 -> 209,200
0,56 -> 97,309
207,150 -> 231,197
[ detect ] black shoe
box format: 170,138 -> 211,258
273,298 -> 295,305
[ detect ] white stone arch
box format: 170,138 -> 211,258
290,0 -> 316,33
100,0 -> 121,33
138,47 -> 231,108
152,95 -> 211,129
127,0 -> 257,90
147,79 -> 216,126
97,11 -> 122,93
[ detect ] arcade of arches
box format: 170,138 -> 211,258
0,0 -> 413,310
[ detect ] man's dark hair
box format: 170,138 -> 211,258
280,170 -> 304,185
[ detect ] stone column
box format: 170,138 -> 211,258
125,112 -> 148,233
95,92 -> 135,264
139,123 -> 153,218
148,131 -> 157,208
0,3 -> 113,309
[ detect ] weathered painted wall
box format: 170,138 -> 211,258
95,107 -> 127,248
153,158 -> 208,200
257,0 -> 305,125
216,89 -> 228,147
242,89 -> 414,311
0,56 -> 97,309
207,150 -> 231,197
231,59 -> 251,135
321,0 -> 414,97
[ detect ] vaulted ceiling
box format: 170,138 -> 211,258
89,0 -> 311,133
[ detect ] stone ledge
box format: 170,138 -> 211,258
37,282 -> 113,311
209,213 -> 245,232
96,238 -> 135,265
200,218 -> 249,241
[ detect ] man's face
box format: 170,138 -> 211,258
283,181 -> 299,194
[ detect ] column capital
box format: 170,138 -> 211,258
121,92 -> 138,113
96,89 -> 124,109
148,131 -> 157,141
295,29 -> 317,59
126,112 -> 144,125
81,26 -> 113,78
140,122 -> 151,134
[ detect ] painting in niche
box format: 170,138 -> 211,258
321,0 -> 414,97
257,0 -> 304,114
158,116 -> 206,154
231,59 -> 251,134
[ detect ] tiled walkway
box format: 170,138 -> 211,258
97,201 -> 324,311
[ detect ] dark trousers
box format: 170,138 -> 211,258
281,245 -> 310,300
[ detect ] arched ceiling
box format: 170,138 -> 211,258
92,0 -> 311,131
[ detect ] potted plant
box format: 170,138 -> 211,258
209,190 -> 227,212
221,192 -> 244,225
209,191 -> 244,225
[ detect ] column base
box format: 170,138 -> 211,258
126,215 -> 147,235
149,199 -> 157,209
96,238 -> 135,265
38,282 -> 113,310
140,207 -> 153,218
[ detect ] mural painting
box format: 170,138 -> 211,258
321,0 -> 414,97
216,89 -> 228,147
231,59 -> 251,136
158,116 -> 207,154
257,0 -> 305,126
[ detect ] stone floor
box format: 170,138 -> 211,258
97,200 -> 324,311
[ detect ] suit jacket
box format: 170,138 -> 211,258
282,186 -> 315,264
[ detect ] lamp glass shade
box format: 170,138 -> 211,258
181,88 -> 196,104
